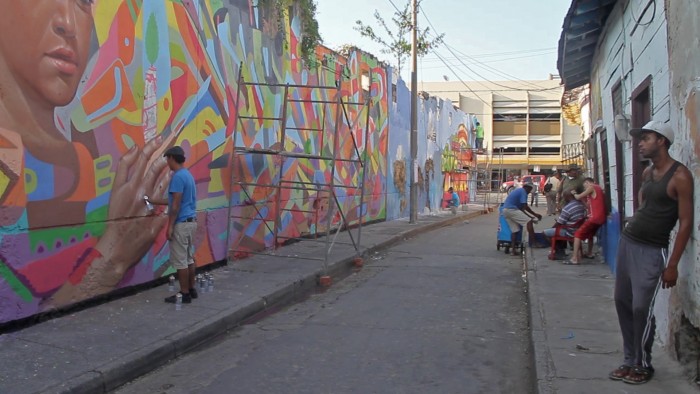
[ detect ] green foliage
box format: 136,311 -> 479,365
354,0 -> 444,75
257,0 -> 322,67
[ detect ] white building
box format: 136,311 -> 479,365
420,79 -> 581,180
559,0 -> 700,376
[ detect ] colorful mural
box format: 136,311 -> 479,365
0,1 -> 388,324
386,82 -> 475,220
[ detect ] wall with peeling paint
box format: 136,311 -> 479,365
586,0 -> 700,364
588,0 -> 671,273
663,0 -> 700,357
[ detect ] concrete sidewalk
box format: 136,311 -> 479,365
0,205 -> 489,394
526,212 -> 697,393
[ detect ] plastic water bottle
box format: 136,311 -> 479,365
199,274 -> 206,293
168,275 -> 175,292
175,293 -> 182,310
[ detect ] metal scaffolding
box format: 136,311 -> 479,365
224,65 -> 374,275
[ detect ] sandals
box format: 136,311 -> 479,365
608,365 -> 631,380
622,366 -> 654,384
561,260 -> 580,265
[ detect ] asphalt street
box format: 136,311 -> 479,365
114,212 -> 534,394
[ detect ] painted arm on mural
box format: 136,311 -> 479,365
661,165 -> 694,289
45,138 -> 171,307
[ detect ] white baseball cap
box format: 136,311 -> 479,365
629,120 -> 674,145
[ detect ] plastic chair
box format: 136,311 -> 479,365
547,218 -> 585,260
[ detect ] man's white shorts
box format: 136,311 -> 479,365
502,208 -> 532,232
170,221 -> 197,270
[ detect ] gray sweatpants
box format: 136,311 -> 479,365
614,236 -> 666,369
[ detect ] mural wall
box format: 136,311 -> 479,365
0,0 -> 389,324
386,81 -> 475,221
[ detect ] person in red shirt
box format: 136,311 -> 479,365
570,178 -> 607,264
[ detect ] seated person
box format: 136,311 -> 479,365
502,182 -> 542,255
448,187 -> 460,214
543,192 -> 586,258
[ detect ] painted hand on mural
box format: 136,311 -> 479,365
45,138 -> 171,308
95,137 -> 171,279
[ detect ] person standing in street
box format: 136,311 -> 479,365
545,171 -> 562,216
608,121 -> 693,385
501,182 -> 542,256
150,146 -> 199,304
556,164 -> 585,212
530,180 -> 540,207
570,177 -> 607,264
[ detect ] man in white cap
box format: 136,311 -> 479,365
609,121 -> 693,384
501,181 -> 542,256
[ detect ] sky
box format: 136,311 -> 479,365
315,0 -> 571,83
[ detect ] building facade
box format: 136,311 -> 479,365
421,79 -> 581,182
559,0 -> 700,376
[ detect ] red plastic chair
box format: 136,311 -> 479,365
547,219 -> 585,260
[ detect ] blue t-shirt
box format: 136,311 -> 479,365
503,188 -> 527,209
168,168 -> 197,223
451,192 -> 460,206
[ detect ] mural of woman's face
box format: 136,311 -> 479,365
0,0 -> 94,107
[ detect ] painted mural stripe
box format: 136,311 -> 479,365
0,261 -> 32,302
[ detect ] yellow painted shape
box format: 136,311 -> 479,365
94,2 -> 122,45
176,106 -> 224,145
0,170 -> 10,198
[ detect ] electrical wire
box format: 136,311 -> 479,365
386,0 -> 402,13
419,4 -> 562,92
421,47 -> 557,63
421,50 -> 557,72
429,49 -> 493,108
442,43 -> 544,90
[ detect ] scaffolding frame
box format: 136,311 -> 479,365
224,65 -> 374,274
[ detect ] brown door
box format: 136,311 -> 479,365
631,77 -> 652,211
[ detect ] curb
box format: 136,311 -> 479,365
524,248 -> 556,394
50,209 -> 492,393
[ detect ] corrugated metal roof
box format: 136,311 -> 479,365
557,0 -> 618,90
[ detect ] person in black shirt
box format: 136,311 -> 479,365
609,121 -> 694,385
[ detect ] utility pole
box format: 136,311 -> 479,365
409,0 -> 418,224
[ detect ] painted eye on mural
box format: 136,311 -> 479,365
76,0 -> 95,10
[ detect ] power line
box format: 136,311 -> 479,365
441,43 -> 545,89
421,47 -> 557,63
386,0 -> 402,13
420,50 -> 557,69
419,5 -> 561,92
429,49 -> 493,108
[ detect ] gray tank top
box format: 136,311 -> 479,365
623,161 -> 681,248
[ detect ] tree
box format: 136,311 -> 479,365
354,0 -> 444,76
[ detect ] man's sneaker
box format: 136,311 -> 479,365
164,292 -> 192,304
189,288 -> 198,299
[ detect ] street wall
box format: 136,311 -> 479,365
0,1 -> 392,324
589,0 -> 700,357
663,0 -> 700,362
588,0 -> 670,273
386,83 -> 475,220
